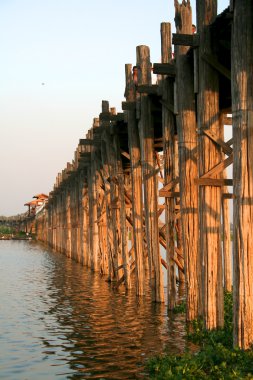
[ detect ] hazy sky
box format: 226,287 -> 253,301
0,0 -> 229,216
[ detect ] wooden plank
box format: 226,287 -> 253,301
196,178 -> 233,186
159,178 -> 179,195
159,191 -> 180,198
120,150 -> 130,160
79,139 -> 94,146
202,52 -> 231,80
226,138 -> 233,146
203,129 -> 233,155
122,101 -> 136,111
172,33 -> 199,47
160,100 -> 175,114
201,153 -> 233,179
152,63 -> 176,76
222,193 -> 234,199
137,84 -> 158,94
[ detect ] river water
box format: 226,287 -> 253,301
0,241 -> 186,379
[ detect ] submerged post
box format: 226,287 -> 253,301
197,0 -> 224,329
175,0 -> 200,320
137,45 -> 164,302
124,63 -> 146,296
159,22 -> 178,308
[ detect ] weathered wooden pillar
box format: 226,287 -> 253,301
66,182 -> 72,258
92,121 -> 100,272
88,125 -> 100,271
70,178 -> 77,261
101,135 -> 114,281
232,0 -> 253,349
159,23 -> 177,308
175,1 -> 200,320
102,110 -> 124,283
81,175 -> 90,267
100,101 -> 116,281
113,130 -> 131,289
62,185 -> 68,256
124,64 -> 145,296
197,0 -> 223,328
47,202 -> 53,248
76,169 -> 84,263
137,45 -> 164,302
93,131 -> 110,276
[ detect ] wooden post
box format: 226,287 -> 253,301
175,1 -> 200,320
81,176 -> 90,267
160,23 -> 177,308
92,120 -> 100,272
137,45 -> 164,302
94,137 -> 110,276
125,63 -> 145,296
232,0 -> 253,349
113,131 -> 131,289
88,126 -> 100,271
197,0 -> 224,329
103,113 -> 124,283
101,137 -> 114,281
100,101 -> 116,281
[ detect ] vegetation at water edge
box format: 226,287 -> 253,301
147,293 -> 253,379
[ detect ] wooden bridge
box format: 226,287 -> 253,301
0,214 -> 29,228
30,1 -> 253,349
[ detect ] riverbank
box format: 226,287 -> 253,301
0,226 -> 33,240
1,235 -> 33,240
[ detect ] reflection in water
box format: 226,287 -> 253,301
0,241 -> 187,379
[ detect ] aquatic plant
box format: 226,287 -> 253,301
147,293 -> 253,379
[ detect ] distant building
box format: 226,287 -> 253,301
24,194 -> 48,216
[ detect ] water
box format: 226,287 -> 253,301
0,241 -> 186,379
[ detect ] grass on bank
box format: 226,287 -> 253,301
147,293 -> 253,379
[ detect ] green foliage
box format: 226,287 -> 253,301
147,292 -> 253,379
0,225 -> 14,235
173,301 -> 186,314
148,344 -> 253,379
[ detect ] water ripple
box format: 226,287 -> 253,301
0,241 -> 187,379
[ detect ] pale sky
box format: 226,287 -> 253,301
0,0 -> 229,216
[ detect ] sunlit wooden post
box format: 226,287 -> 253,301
102,106 -> 125,283
232,0 -> 253,349
100,101 -> 116,281
157,23 -> 178,308
197,0 -> 224,329
76,168 -> 84,264
174,0 -> 200,320
87,125 -> 100,271
113,130 -> 131,289
81,174 -> 89,266
124,64 -> 145,295
137,45 -> 164,302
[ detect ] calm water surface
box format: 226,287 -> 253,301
0,241 -> 186,379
